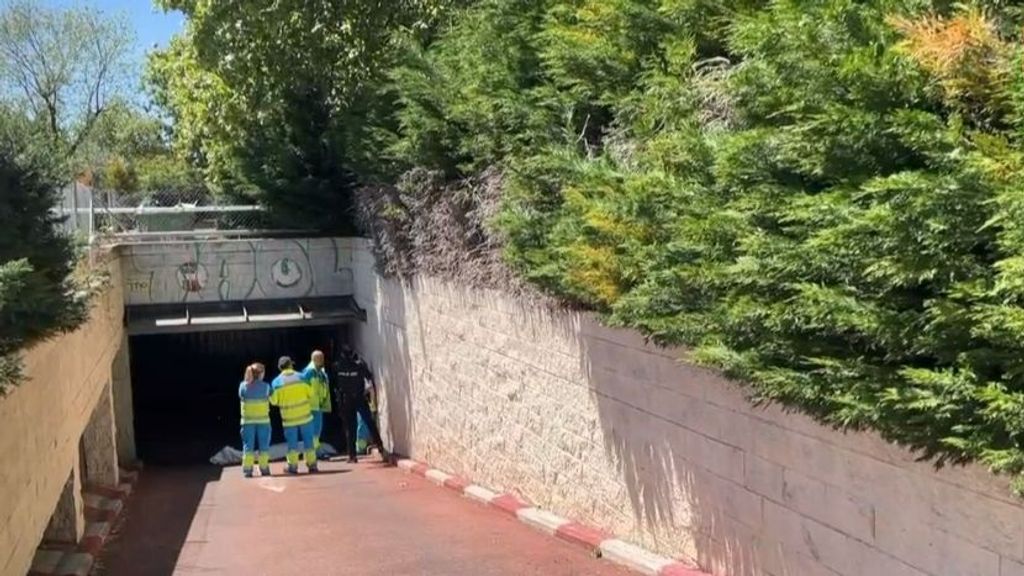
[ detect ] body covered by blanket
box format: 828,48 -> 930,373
210,442 -> 338,465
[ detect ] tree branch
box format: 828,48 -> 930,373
0,1 -> 131,159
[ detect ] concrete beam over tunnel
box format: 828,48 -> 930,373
124,296 -> 366,335
118,237 -> 357,306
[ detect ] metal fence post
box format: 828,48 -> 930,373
57,185 -> 65,229
71,181 -> 79,235
88,183 -> 96,244
88,184 -> 98,265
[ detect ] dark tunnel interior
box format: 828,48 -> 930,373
129,325 -> 351,465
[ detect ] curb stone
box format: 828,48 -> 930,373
29,465 -> 141,576
517,507 -> 570,535
395,458 -> 709,576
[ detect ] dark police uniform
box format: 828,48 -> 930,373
331,351 -> 384,462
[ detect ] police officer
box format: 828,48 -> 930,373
331,344 -> 385,463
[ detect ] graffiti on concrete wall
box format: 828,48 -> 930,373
177,262 -> 207,293
121,238 -> 356,305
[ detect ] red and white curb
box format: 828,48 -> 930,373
396,458 -> 708,576
29,465 -> 141,576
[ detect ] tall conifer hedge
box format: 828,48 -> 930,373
378,1 -> 1024,490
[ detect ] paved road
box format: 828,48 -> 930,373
97,459 -> 631,575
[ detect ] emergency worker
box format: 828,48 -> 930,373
239,363 -> 271,477
270,356 -> 318,474
302,350 -> 331,458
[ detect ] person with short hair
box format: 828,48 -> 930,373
270,356 -> 317,474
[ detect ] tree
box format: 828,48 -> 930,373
79,101 -> 167,166
145,33 -> 246,191
0,121 -> 88,393
74,99 -> 180,193
148,0 -> 453,231
0,0 -> 133,163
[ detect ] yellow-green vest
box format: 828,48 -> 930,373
303,363 -> 332,413
270,370 -> 313,427
239,380 -> 271,425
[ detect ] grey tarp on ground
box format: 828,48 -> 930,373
209,442 -> 338,465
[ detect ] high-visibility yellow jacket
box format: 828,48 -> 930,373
302,362 -> 332,413
270,370 -> 313,428
239,380 -> 271,425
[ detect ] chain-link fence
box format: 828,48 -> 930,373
55,182 -> 301,243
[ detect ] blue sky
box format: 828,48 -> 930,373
41,1 -> 185,100
101,1 -> 184,53
46,1 -> 185,65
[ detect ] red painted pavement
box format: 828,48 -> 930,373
96,459 -> 632,575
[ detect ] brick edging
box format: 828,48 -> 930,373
29,466 -> 141,576
395,458 -> 709,576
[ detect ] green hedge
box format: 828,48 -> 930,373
382,0 -> 1024,491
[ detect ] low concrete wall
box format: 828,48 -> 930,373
351,239 -> 1024,576
121,237 -> 356,305
0,257 -> 128,576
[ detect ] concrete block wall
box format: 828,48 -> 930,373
0,257 -> 128,576
350,239 -> 1024,576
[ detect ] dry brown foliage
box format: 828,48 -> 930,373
355,168 -> 553,304
889,8 -> 1010,121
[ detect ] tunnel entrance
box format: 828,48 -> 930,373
129,326 -> 350,465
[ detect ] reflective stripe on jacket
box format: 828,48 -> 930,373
270,370 -> 313,427
303,363 -> 332,413
239,380 -> 271,425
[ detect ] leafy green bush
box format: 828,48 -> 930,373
383,0 -> 1024,491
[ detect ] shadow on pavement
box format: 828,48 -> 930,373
96,465 -> 222,576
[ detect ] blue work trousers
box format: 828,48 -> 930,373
283,422 -> 316,469
241,423 -> 271,470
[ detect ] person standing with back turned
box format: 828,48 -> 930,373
270,356 -> 318,474
302,350 -> 331,459
239,363 -> 272,478
332,344 -> 386,464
